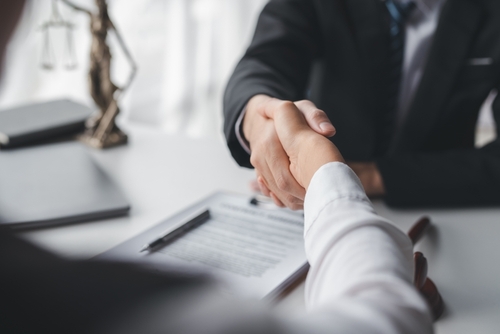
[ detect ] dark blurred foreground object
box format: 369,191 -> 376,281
408,216 -> 445,320
0,99 -> 92,149
0,231 -> 215,334
0,141 -> 130,229
40,0 -> 137,149
0,216 -> 440,334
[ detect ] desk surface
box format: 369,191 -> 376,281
19,125 -> 500,334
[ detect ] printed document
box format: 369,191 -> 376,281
98,192 -> 308,299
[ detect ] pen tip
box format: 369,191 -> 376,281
140,245 -> 149,253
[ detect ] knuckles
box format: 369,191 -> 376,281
275,174 -> 292,192
294,100 -> 310,109
277,100 -> 295,110
250,153 -> 263,169
286,196 -> 304,210
275,100 -> 296,117
288,202 -> 304,211
310,109 -> 326,121
281,192 -> 303,210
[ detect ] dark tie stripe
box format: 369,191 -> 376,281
377,0 -> 415,156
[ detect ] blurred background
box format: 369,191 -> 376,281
0,0 -> 495,145
0,0 -> 268,142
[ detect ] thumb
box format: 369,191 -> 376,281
294,100 -> 336,137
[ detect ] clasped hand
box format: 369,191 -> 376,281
244,95 -> 385,210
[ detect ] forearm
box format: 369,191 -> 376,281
302,162 -> 432,334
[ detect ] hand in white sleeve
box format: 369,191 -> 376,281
262,104 -> 433,334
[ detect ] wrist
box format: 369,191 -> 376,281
297,134 -> 344,189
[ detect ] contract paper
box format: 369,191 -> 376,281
97,192 -> 308,300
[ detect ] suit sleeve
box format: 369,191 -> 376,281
376,93 -> 500,208
223,0 -> 323,168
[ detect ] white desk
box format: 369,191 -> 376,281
19,125 -> 500,334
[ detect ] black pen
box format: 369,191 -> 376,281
140,209 -> 211,253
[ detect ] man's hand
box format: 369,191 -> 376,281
347,162 -> 385,197
259,97 -> 344,190
243,95 -> 339,208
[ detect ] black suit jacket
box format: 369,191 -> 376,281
223,0 -> 500,208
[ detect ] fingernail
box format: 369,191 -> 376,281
319,122 -> 335,133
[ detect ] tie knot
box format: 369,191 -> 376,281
385,0 -> 416,23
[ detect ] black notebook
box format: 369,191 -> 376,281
0,99 -> 93,148
0,141 -> 130,229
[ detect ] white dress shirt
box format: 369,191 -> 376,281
293,162 -> 433,333
152,162 -> 433,334
235,0 -> 447,154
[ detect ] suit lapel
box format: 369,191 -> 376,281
393,0 -> 484,152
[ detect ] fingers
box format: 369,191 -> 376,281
261,100 -> 312,153
256,175 -> 271,197
260,179 -> 301,209
252,149 -> 304,210
294,100 -> 336,137
265,143 -> 306,202
270,193 -> 286,208
257,98 -> 335,137
247,97 -> 312,210
257,176 -> 285,208
249,120 -> 305,210
249,179 -> 261,193
258,99 -> 335,156
267,100 -> 344,190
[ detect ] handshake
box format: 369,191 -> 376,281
244,95 -> 386,209
243,95 -> 345,209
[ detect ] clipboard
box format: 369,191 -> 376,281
96,191 -> 308,300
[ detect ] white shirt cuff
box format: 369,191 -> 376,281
304,162 -> 371,234
235,107 -> 251,155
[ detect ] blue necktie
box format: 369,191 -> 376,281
378,0 -> 416,155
